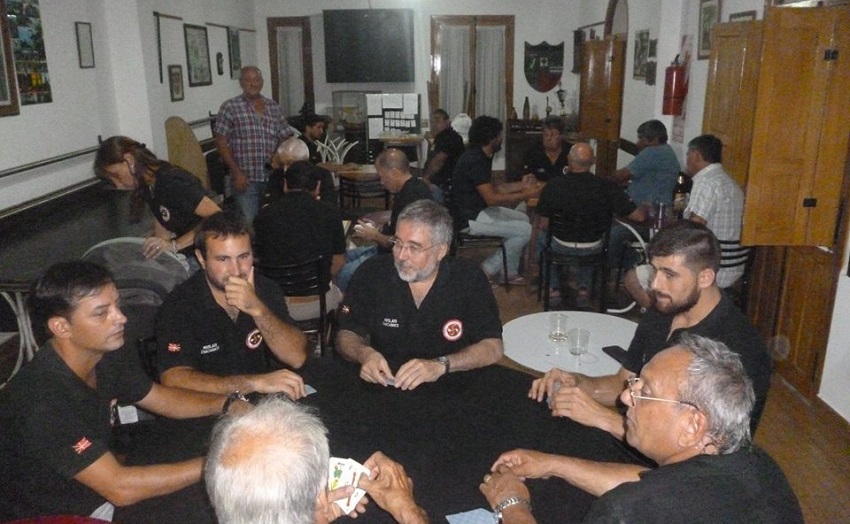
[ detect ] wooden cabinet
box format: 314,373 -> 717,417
705,6 -> 850,401
702,21 -> 763,188
743,6 -> 850,247
505,119 -> 542,181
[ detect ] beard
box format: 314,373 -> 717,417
653,285 -> 700,315
394,258 -> 439,284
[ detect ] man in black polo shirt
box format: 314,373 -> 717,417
337,148 -> 432,290
0,261 -> 251,520
254,161 -> 346,320
529,221 -> 772,436
535,142 -> 645,306
337,200 -> 503,390
521,115 -> 570,182
421,108 -> 465,203
156,210 -> 309,399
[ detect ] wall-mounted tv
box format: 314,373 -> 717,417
323,9 -> 415,83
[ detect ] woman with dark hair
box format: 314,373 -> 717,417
94,136 -> 220,261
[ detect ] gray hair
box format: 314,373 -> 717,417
276,137 -> 309,163
397,199 -> 453,247
675,334 -> 755,454
205,396 -> 329,524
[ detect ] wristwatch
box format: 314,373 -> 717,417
436,355 -> 450,376
222,391 -> 249,414
494,496 -> 531,522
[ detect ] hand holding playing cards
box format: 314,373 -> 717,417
252,369 -> 307,399
548,384 -> 612,428
359,351 -> 395,386
360,452 -> 428,524
394,359 -> 445,391
528,368 -> 581,403
323,485 -> 368,521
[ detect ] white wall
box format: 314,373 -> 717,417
821,232 -> 850,422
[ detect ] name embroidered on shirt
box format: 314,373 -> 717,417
382,317 -> 399,328
201,343 -> 220,354
72,437 -> 92,455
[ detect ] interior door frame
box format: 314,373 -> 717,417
267,16 -> 314,111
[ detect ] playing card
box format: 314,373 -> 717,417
329,457 -> 370,515
305,384 -> 317,395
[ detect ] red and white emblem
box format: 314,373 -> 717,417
159,205 -> 171,222
167,342 -> 181,353
442,319 -> 463,341
72,437 -> 92,455
246,329 -> 263,349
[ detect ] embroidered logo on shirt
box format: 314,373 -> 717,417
340,305 -> 350,315
442,319 -> 463,341
382,317 -> 400,328
246,329 -> 263,349
167,342 -> 181,353
159,205 -> 171,222
72,437 -> 92,455
200,343 -> 220,355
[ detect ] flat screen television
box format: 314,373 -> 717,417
323,9 -> 415,83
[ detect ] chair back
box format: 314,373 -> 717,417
547,208 -> 612,247
257,256 -> 327,298
338,176 -> 389,219
719,240 -> 750,270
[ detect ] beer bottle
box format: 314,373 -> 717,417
672,173 -> 692,219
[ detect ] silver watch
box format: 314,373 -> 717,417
436,355 -> 450,375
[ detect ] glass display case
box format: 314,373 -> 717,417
332,90 -> 380,163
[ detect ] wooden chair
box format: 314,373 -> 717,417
256,257 -> 331,357
539,210 -> 612,312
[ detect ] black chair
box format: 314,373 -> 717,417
256,257 -> 331,358
539,211 -> 612,312
719,240 -> 752,310
445,196 -> 510,292
338,176 -> 390,220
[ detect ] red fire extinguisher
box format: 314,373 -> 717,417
662,55 -> 687,115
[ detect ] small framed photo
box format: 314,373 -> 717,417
698,0 -> 722,60
729,10 -> 757,22
168,64 -> 184,102
75,22 -> 94,69
228,27 -> 241,79
183,24 -> 212,87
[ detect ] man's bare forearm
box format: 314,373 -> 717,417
336,329 -> 379,364
442,338 -> 503,373
252,306 -> 308,367
549,455 -> 647,497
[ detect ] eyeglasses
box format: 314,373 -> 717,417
389,237 -> 439,257
626,376 -> 699,410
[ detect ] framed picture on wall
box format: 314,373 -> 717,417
75,22 -> 94,68
633,29 -> 650,79
0,0 -> 20,117
183,24 -> 212,87
228,27 -> 241,79
168,65 -> 184,102
698,0 -> 722,60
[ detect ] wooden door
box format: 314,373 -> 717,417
702,21 -> 763,188
267,17 -> 314,113
743,7 -> 850,246
579,38 -> 625,141
579,38 -> 625,179
774,246 -> 836,397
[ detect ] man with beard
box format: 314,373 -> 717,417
336,200 -> 503,390
528,221 -> 772,437
156,210 -> 309,400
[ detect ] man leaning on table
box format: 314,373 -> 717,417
155,210 -> 309,400
336,199 -> 503,390
480,335 -> 802,523
531,221 -> 772,437
0,261 -> 252,521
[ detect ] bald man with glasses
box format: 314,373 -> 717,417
480,335 -> 802,523
336,200 -> 503,390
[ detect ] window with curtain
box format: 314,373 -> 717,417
267,17 -> 314,117
430,16 -> 514,122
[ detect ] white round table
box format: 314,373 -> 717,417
503,311 -> 637,375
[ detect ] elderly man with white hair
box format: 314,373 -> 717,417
263,137 -> 337,207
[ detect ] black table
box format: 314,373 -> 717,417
115,359 -> 643,523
